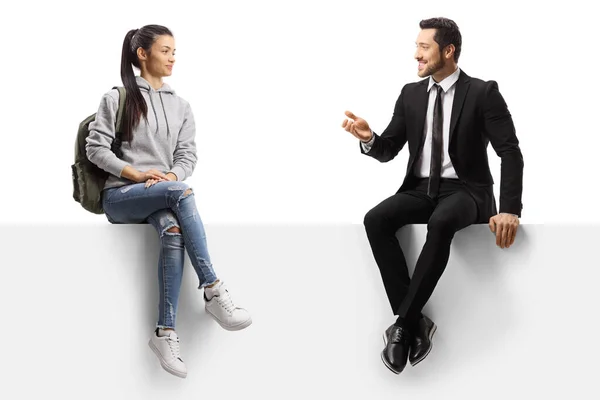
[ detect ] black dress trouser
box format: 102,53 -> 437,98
363,178 -> 478,329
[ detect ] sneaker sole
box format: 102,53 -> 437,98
148,340 -> 187,379
409,323 -> 437,367
205,308 -> 253,331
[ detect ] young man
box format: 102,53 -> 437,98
341,17 -> 523,374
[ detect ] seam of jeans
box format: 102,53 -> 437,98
173,191 -> 215,287
156,221 -> 183,328
161,240 -> 169,328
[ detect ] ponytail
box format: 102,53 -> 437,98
120,29 -> 147,142
119,25 -> 174,142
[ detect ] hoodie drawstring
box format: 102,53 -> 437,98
147,91 -> 160,134
159,92 -> 171,139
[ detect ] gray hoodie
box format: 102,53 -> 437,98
86,76 -> 197,189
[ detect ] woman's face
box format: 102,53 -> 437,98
139,34 -> 176,78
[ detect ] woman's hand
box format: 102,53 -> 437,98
145,172 -> 177,187
135,169 -> 168,183
145,178 -> 163,188
119,166 -> 173,187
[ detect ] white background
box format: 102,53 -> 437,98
1,1 -> 599,398
1,0 -> 592,225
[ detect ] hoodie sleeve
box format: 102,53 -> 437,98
85,91 -> 130,177
169,101 -> 198,181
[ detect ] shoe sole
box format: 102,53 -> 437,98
148,340 -> 187,379
409,323 -> 437,367
205,308 -> 253,331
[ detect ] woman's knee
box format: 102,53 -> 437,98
162,182 -> 193,205
148,210 -> 182,237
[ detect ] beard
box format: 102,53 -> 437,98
418,54 -> 445,78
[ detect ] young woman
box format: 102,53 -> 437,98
86,24 -> 252,379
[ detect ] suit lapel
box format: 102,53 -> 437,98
449,70 -> 470,143
414,80 -> 430,151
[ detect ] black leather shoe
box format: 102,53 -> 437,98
409,314 -> 437,366
381,324 -> 411,374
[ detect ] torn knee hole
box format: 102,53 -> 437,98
161,223 -> 182,237
184,188 -> 192,197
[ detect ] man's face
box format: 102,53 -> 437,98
414,29 -> 444,78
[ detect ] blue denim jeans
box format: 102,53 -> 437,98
102,181 -> 218,329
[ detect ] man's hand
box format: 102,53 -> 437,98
489,213 -> 520,249
341,111 -> 373,142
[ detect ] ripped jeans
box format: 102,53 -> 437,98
102,181 -> 218,329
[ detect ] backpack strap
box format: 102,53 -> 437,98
114,86 -> 127,133
110,86 -> 127,158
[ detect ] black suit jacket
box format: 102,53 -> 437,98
362,70 -> 523,223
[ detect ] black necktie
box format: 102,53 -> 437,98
428,84 -> 444,198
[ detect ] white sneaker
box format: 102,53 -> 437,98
204,281 -> 252,331
148,330 -> 187,378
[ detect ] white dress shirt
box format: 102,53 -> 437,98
362,67 -> 461,180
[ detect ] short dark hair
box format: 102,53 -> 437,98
419,17 -> 462,62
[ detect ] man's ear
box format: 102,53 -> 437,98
444,44 -> 455,60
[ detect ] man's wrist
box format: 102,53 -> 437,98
360,131 -> 374,143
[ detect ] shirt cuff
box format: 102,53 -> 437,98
360,132 -> 375,153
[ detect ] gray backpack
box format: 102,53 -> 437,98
71,87 -> 126,214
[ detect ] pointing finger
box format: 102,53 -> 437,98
345,110 -> 360,121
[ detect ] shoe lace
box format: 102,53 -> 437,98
215,290 -> 236,314
390,327 -> 409,344
167,335 -> 182,359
